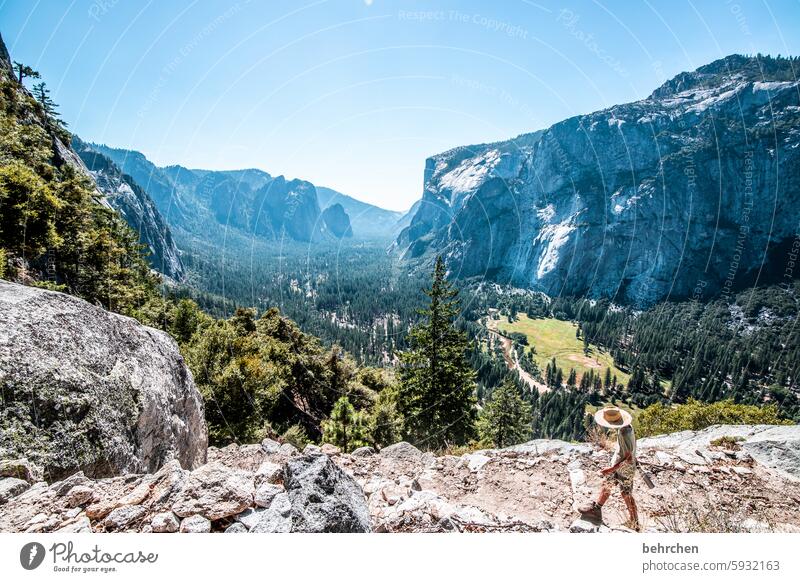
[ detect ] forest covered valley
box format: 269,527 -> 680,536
1,27 -> 799,466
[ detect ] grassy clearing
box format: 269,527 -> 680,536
496,314 -> 630,385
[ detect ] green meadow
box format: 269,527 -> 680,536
495,314 -> 630,385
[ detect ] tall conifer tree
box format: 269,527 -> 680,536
397,256 -> 477,448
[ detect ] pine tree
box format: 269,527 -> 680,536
322,395 -> 368,452
12,61 -> 39,84
170,298 -> 201,344
31,82 -> 66,129
477,376 -> 532,448
367,390 -> 403,449
396,256 -> 477,449
567,368 -> 577,388
554,367 -> 563,389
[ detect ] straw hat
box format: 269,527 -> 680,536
593,406 -> 632,429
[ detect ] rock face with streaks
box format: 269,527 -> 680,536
72,137 -> 185,280
395,55 -> 800,305
0,281 -> 207,481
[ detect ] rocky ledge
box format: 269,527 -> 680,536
1,425 -> 798,533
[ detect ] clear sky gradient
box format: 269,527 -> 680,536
2,0 -> 799,210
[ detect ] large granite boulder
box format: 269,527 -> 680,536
0,281 -> 207,480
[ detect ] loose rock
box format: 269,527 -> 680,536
180,514 -> 211,533
151,512 -> 180,533
104,505 -> 147,530
254,483 -> 284,508
380,442 -> 422,461
65,485 -> 95,508
172,462 -> 253,520
0,477 -> 30,504
284,454 -> 371,533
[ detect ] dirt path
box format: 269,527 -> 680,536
485,319 -> 549,394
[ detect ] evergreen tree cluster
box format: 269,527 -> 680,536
467,283 -> 800,422
1,59 -> 157,314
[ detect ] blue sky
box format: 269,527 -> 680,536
2,0 -> 799,210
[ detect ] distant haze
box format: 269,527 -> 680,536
3,0 -> 798,210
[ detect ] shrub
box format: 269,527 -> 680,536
635,399 -> 792,437
710,435 -> 745,449
367,390 -> 403,449
282,424 -> 309,450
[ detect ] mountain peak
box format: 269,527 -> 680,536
650,53 -> 800,99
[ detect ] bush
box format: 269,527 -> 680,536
635,399 -> 792,437
282,424 -> 309,450
187,307 -> 340,445
710,435 -> 745,449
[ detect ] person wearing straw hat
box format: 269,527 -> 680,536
578,406 -> 639,530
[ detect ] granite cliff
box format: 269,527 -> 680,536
396,55 -> 800,305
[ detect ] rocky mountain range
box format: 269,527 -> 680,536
395,55 -> 800,306
85,144 -> 401,246
0,33 -> 184,283
71,138 -> 185,280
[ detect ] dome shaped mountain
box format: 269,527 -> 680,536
395,55 -> 800,306
321,203 -> 353,239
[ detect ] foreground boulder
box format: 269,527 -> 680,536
284,454 -> 371,532
0,281 -> 207,480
